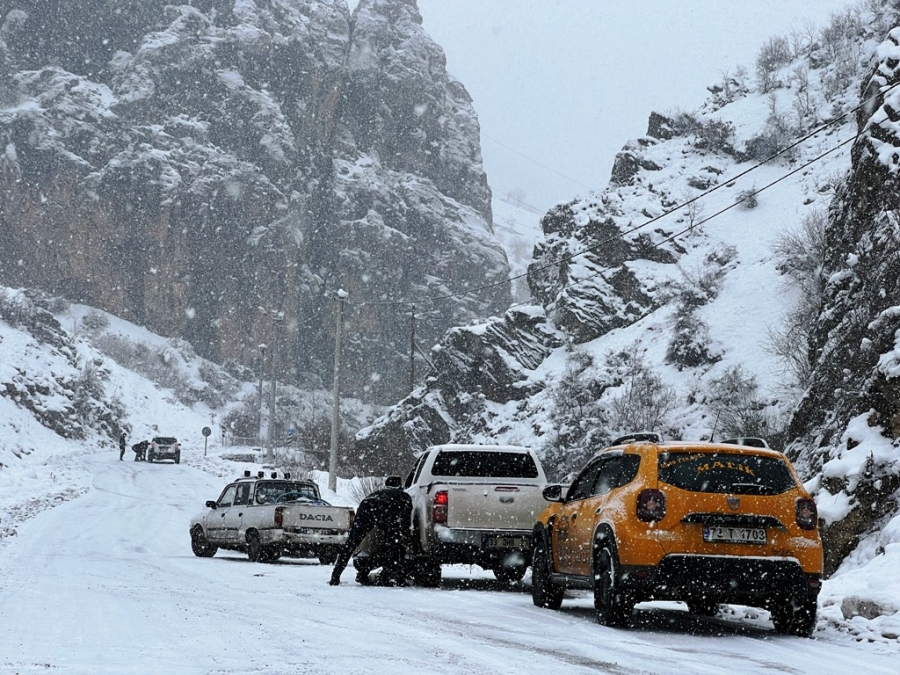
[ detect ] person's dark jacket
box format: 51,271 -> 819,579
329,487 -> 412,585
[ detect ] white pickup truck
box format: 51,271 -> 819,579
189,471 -> 355,564
405,444 -> 547,585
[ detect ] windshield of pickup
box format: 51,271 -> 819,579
657,452 -> 796,495
254,481 -> 320,505
430,450 -> 539,478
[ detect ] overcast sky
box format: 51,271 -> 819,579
413,0 -> 855,211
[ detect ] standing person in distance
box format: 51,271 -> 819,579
118,431 -> 127,461
329,476 -> 412,587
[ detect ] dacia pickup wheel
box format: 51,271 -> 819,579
190,526 -> 217,558
593,543 -> 633,627
494,564 -> 527,583
531,543 -> 564,610
246,531 -> 263,562
260,545 -> 281,564
771,595 -> 818,637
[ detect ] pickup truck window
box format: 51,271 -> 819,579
254,481 -> 320,505
234,483 -> 251,506
430,450 -> 539,479
217,485 -> 237,508
411,453 -> 429,485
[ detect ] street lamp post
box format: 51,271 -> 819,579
328,289 -> 348,492
256,343 -> 267,445
266,311 -> 284,464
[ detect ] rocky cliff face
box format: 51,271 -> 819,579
788,27 -> 900,574
0,0 -> 509,404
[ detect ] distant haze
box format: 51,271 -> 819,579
410,0 -> 853,211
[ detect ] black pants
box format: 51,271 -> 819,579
332,515 -> 406,583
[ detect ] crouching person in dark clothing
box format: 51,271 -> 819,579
132,440 -> 149,461
329,476 -> 412,587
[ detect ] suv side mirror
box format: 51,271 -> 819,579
542,484 -> 565,502
206,500 -> 218,509
385,475 -> 403,489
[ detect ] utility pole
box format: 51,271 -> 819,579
328,290 -> 348,492
266,311 -> 283,464
256,343 -> 266,445
409,304 -> 415,393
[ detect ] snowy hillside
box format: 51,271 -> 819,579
0,287 -> 375,543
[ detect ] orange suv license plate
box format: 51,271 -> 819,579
702,526 -> 766,544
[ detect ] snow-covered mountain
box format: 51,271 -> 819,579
0,0 -> 510,405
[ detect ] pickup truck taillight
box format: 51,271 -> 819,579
432,490 -> 448,524
348,509 -> 355,530
274,506 -> 284,528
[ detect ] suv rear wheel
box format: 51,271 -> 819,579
593,541 -> 633,627
771,595 -> 817,637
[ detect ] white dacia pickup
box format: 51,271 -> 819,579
189,471 -> 355,563
405,444 -> 547,585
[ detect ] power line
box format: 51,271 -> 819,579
351,79 -> 898,310
481,131 -> 596,191
511,135 -> 855,311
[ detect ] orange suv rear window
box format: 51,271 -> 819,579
658,452 -> 795,495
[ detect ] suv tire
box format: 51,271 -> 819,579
771,595 -> 817,637
531,542 -> 564,610
593,541 -> 633,627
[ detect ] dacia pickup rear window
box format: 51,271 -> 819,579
431,451 -> 539,478
254,481 -> 320,505
657,452 -> 796,495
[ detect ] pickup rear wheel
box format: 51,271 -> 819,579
494,564 -> 527,583
531,542 -> 564,610
190,526 -> 217,558
412,556 -> 441,587
246,531 -> 263,562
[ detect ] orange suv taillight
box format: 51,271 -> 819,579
795,497 -> 818,530
432,490 -> 448,524
636,489 -> 666,522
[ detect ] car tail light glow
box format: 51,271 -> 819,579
433,490 -> 449,524
636,489 -> 666,522
795,497 -> 818,530
274,506 -> 284,528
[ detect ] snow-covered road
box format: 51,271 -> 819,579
1,453 -> 899,675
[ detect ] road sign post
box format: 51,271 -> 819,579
202,426 -> 211,457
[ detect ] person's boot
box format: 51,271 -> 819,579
329,570 -> 341,586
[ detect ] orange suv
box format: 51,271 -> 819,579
531,435 -> 823,636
